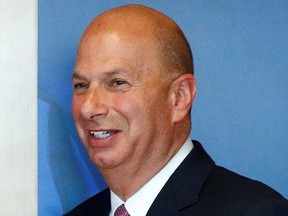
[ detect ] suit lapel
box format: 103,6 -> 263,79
147,141 -> 215,215
87,188 -> 111,216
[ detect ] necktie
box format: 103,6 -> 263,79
114,204 -> 130,216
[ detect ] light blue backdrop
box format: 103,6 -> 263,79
38,1 -> 288,215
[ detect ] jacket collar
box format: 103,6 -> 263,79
147,140 -> 215,215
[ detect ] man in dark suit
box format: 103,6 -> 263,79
66,4 -> 288,216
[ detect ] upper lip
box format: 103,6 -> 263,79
86,128 -> 120,133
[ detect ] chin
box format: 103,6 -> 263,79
89,152 -> 120,170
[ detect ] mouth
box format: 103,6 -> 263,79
89,130 -> 119,139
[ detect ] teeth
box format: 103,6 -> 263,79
90,131 -> 116,139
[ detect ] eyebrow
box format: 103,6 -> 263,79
71,71 -> 84,80
72,69 -> 129,80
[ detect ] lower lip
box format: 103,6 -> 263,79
87,131 -> 121,148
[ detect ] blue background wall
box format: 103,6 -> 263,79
38,1 -> 288,215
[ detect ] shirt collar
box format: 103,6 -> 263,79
110,138 -> 193,216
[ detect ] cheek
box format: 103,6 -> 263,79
72,96 -> 81,120
112,95 -> 149,130
112,94 -> 138,114
113,91 -> 170,133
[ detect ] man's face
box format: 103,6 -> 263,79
72,31 -> 175,170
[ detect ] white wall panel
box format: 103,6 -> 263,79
0,0 -> 37,215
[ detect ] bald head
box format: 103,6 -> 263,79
73,5 -> 197,189
79,4 -> 193,77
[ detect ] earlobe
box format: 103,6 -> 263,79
171,74 -> 196,123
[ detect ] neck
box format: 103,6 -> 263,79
99,149 -> 174,200
99,133 -> 190,201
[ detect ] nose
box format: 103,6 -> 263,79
79,88 -> 109,121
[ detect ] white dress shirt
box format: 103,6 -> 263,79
109,138 -> 194,216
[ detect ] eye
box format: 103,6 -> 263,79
73,82 -> 87,90
108,79 -> 130,92
112,80 -> 127,86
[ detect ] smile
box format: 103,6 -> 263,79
89,130 -> 118,139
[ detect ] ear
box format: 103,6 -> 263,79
170,74 -> 196,123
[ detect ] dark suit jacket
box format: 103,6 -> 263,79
64,141 -> 288,215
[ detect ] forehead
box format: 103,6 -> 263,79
75,31 -> 162,76
77,32 -> 134,59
